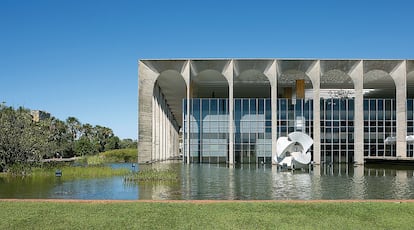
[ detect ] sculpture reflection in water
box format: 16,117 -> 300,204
274,132 -> 313,170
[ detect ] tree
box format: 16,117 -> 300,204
74,136 -> 97,157
94,125 -> 114,152
0,105 -> 48,172
66,117 -> 81,141
120,138 -> 137,149
43,118 -> 72,158
105,136 -> 120,150
65,117 -> 82,157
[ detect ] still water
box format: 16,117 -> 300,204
1,163 -> 414,200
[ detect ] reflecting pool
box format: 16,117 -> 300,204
2,163 -> 414,200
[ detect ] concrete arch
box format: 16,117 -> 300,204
233,59 -> 274,98
363,69 -> 397,158
321,69 -> 354,88
407,70 -> 414,98
363,70 -> 396,98
234,69 -> 271,98
277,69 -> 313,99
154,69 -> 187,126
151,69 -> 187,162
191,69 -> 229,98
320,69 -> 354,98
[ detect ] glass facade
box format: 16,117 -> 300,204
182,97 -> 406,164
183,98 -> 229,163
320,98 -> 354,163
234,98 -> 272,164
407,99 -> 414,157
277,98 -> 313,138
363,99 -> 396,157
183,98 -> 314,164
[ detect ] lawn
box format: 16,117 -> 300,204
1,200 -> 414,229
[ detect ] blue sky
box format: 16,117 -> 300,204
1,0 -> 414,139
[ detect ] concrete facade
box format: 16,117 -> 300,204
30,110 -> 51,122
138,59 -> 414,165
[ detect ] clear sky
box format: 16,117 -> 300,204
1,0 -> 414,139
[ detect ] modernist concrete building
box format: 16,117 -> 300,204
138,59 -> 414,165
30,110 -> 51,122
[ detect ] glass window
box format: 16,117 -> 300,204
279,99 -> 287,120
192,99 -> 200,120
385,100 -> 392,120
326,100 -> 332,120
258,99 -> 264,115
333,99 -> 340,120
219,99 -> 227,115
363,100 -> 369,120
265,99 -> 271,120
407,100 -> 413,120
250,99 -> 256,115
370,100 -> 376,120
210,99 -> 217,115
183,99 -> 187,117
235,99 -> 241,121
295,100 -> 303,117
348,99 -> 354,120
202,99 -> 209,117
243,99 -> 249,116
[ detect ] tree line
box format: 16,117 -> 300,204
0,103 -> 137,172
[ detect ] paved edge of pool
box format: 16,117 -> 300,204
1,199 -> 414,203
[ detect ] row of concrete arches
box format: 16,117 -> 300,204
138,59 -> 414,164
144,60 -> 414,127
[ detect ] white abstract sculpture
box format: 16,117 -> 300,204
274,132 -> 313,169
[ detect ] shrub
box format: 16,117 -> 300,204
100,149 -> 137,163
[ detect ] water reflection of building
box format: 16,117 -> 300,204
138,59 -> 414,165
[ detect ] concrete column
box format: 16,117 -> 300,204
265,60 -> 277,165
391,61 -> 407,157
165,100 -> 169,159
223,60 -> 234,165
160,94 -> 164,161
181,61 -> 191,164
138,61 -> 158,163
307,60 -> 321,164
163,98 -> 166,160
349,61 -> 364,164
229,84 -> 234,165
152,89 -> 156,162
157,89 -> 161,161
154,87 -> 159,161
163,100 -> 166,160
168,112 -> 171,159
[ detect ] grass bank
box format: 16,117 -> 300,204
77,148 -> 137,165
30,166 -> 130,179
0,166 -> 130,181
1,201 -> 414,229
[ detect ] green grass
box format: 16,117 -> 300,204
124,168 -> 178,182
1,201 -> 414,229
29,166 -> 130,179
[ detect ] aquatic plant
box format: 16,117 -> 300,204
124,168 -> 178,182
